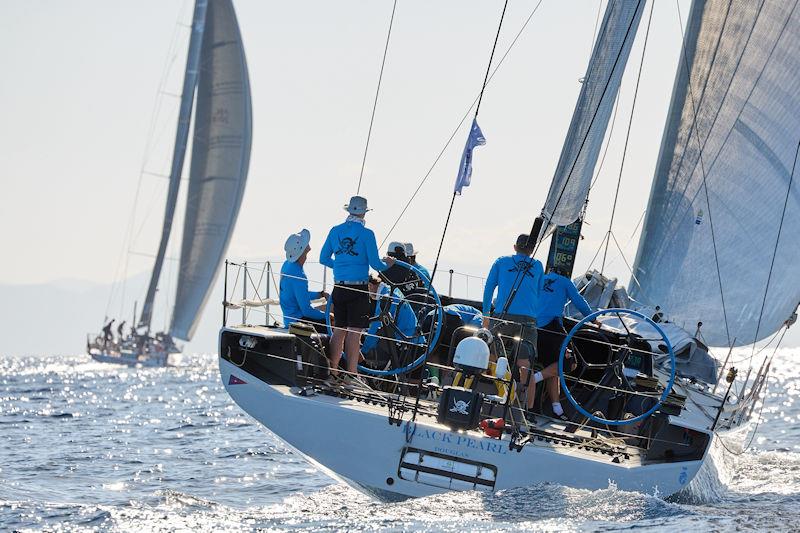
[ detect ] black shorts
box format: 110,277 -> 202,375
537,320 -> 568,367
332,283 -> 370,329
300,317 -> 329,334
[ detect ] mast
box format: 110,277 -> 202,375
138,0 -> 208,332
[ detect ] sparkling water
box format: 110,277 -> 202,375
1,351 -> 798,531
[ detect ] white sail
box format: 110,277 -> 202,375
631,0 -> 800,346
170,0 -> 252,341
138,0 -> 208,330
540,0 -> 646,230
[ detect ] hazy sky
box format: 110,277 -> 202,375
11,0 -> 772,347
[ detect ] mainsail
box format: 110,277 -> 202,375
170,0 -> 252,340
138,0 -> 208,331
540,0 -> 646,231
631,0 -> 800,347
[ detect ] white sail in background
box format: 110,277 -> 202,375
540,0 -> 646,231
170,0 -> 252,341
138,0 -> 208,331
632,0 -> 800,346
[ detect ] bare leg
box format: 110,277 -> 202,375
546,376 -> 560,404
517,360 -> 537,409
344,328 -> 363,375
328,327 -> 346,376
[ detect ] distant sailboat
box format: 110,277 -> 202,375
88,0 -> 252,367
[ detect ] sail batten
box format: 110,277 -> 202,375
632,0 -> 800,347
170,0 -> 252,341
138,0 -> 208,331
539,0 -> 647,233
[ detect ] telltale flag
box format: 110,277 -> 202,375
454,118 -> 486,195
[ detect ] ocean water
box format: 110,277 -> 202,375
0,350 -> 798,532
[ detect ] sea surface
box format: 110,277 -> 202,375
0,350 -> 798,532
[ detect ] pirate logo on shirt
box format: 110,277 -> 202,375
335,237 -> 359,256
543,278 -> 556,293
509,259 -> 536,279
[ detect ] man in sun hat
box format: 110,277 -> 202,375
320,196 -> 395,378
404,242 -> 431,282
280,229 -> 329,333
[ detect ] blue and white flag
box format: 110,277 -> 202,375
454,118 -> 486,195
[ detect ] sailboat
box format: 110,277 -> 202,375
87,0 -> 252,367
216,0 -> 798,500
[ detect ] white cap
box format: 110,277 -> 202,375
284,229 -> 311,262
387,241 -> 407,257
343,195 -> 371,215
404,242 -> 417,256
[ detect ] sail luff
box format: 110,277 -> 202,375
138,0 -> 208,331
538,0 -> 647,235
169,0 -> 252,341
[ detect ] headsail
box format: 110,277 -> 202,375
138,0 -> 208,331
540,0 -> 646,232
170,0 -> 252,341
631,0 -> 800,346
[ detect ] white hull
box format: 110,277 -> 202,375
220,357 -> 707,500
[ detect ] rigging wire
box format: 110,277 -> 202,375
646,0 -> 766,262
356,0 -> 399,195
428,0 -> 510,286
746,135 -> 800,372
532,0 -> 645,256
600,1 -> 654,273
104,0 -> 192,319
379,0 -> 545,248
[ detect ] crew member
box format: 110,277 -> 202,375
404,242 -> 431,282
102,319 -> 115,349
320,196 -> 394,379
481,233 -> 544,410
535,267 -> 594,419
280,228 -> 329,333
116,320 -> 126,343
361,276 -> 421,356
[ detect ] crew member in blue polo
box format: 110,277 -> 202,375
482,233 -> 544,410
535,266 -> 594,419
280,229 -> 329,333
320,196 -> 394,379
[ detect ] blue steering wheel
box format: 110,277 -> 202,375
558,308 -> 676,426
325,260 -> 444,376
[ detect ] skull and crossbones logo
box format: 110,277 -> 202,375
335,237 -> 359,256
450,398 -> 471,416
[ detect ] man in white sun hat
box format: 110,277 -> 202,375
320,196 -> 394,378
280,229 -> 329,333
386,241 -> 431,283
404,242 -> 430,282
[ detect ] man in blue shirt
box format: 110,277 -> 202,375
534,267 -> 594,419
481,233 -> 544,410
280,229 -> 329,333
320,196 -> 394,378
